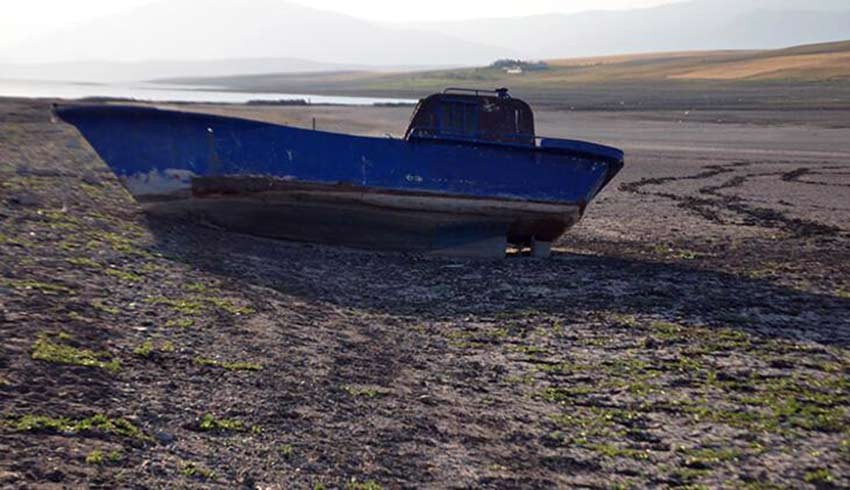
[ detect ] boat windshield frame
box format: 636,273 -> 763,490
405,89 -> 536,146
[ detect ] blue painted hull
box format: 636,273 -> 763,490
56,105 -> 623,254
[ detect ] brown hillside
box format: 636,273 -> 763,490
670,41 -> 850,80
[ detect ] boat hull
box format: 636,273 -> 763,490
141,177 -> 580,257
56,104 -> 622,256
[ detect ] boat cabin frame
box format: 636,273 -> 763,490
405,88 -> 536,146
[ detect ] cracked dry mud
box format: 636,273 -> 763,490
1,98 -> 849,489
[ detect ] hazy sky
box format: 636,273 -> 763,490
3,0 -> 678,48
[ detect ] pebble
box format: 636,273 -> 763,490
155,431 -> 176,444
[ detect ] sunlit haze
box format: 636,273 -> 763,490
3,0 -> 679,48
2,0 -> 848,76
276,0 -> 679,22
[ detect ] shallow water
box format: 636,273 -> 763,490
0,79 -> 416,106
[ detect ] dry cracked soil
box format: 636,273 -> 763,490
1,98 -> 850,489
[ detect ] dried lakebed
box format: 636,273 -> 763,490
1,98 -> 849,489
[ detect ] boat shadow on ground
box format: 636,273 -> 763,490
147,219 -> 850,348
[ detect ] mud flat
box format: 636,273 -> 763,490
1,97 -> 849,489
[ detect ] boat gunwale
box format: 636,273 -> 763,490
55,103 -> 625,165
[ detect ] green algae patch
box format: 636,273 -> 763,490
584,442 -> 652,461
91,298 -> 121,315
85,449 -> 104,465
653,246 -> 705,261
181,461 -> 217,480
540,385 -> 595,403
347,480 -> 384,490
202,296 -> 255,315
146,294 -> 254,316
105,268 -> 143,283
278,444 -> 294,458
10,413 -> 148,441
145,296 -> 205,315
4,279 -> 73,296
92,231 -> 138,254
196,413 -> 257,433
134,339 -> 176,359
804,468 -> 835,485
133,340 -> 154,358
677,447 -> 741,468
32,333 -> 121,373
0,232 -> 36,248
66,257 -> 102,269
184,281 -> 211,293
166,318 -> 194,328
343,385 -> 384,398
194,356 -> 262,371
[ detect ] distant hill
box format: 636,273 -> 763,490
2,0 -> 849,84
409,0 -> 850,59
0,0 -> 508,68
164,40 -> 850,111
668,41 -> 850,81
542,40 -> 850,82
169,40 -> 850,91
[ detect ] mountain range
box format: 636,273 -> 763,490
411,0 -> 850,59
1,0 -> 848,82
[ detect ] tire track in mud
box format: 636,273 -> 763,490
619,162 -> 843,237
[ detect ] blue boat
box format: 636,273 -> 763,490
56,88 -> 623,257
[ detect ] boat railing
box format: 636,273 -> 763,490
442,87 -> 511,98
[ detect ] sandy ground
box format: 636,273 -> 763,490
1,98 -> 849,489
